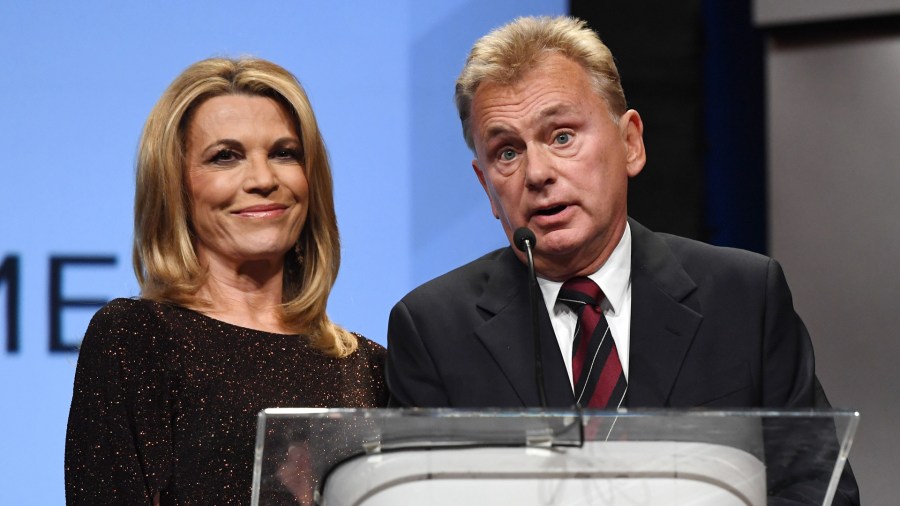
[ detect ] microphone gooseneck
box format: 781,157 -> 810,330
514,227 -> 547,409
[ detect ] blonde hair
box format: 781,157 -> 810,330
133,57 -> 357,357
455,16 -> 627,151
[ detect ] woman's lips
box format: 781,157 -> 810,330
234,204 -> 288,218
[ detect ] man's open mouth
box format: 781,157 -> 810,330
535,205 -> 567,216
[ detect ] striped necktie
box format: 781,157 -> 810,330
558,277 -> 627,409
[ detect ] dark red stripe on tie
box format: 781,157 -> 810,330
571,304 -> 601,381
586,347 -> 624,408
558,276 -> 627,409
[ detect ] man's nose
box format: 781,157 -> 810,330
523,146 -> 557,190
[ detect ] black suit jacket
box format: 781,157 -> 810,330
387,219 -> 817,409
386,219 -> 859,504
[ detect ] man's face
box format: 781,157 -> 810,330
470,54 -> 646,281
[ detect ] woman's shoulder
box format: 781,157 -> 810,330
341,332 -> 388,406
88,297 -> 178,332
88,297 -> 154,330
81,297 -> 183,352
94,296 -> 153,316
350,332 -> 386,359
338,332 -> 386,373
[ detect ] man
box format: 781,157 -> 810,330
386,16 -> 858,503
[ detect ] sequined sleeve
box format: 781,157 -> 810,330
351,333 -> 390,407
65,298 -> 174,505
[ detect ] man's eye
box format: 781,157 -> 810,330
500,149 -> 517,161
555,133 -> 571,145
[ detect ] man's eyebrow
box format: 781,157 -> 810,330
537,103 -> 576,120
484,124 -> 514,143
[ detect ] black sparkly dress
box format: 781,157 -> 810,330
64,298 -> 388,505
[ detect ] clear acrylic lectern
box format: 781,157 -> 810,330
251,408 -> 857,506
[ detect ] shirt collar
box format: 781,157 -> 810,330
537,222 -> 632,315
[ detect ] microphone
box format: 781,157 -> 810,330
514,227 -> 547,408
513,227 -> 536,254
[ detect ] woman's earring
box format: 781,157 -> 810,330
294,242 -> 305,265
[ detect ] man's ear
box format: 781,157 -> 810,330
473,160 -> 500,219
620,109 -> 646,178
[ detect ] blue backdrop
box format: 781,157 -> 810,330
0,1 -> 565,503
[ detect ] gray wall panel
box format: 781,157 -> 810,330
755,0 -> 900,26
768,31 -> 900,503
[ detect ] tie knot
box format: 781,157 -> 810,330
558,276 -> 603,311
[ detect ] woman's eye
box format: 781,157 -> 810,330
273,148 -> 299,160
500,149 -> 517,161
211,149 -> 238,163
555,132 -> 571,145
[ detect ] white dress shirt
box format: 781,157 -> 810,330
537,223 -> 632,390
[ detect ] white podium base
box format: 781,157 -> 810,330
322,441 -> 766,506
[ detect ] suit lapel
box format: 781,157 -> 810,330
628,219 -> 704,407
474,248 -> 575,407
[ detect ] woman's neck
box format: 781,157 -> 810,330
193,255 -> 291,334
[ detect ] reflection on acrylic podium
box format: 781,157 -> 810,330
251,408 -> 858,506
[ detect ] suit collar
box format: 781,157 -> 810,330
470,219 -> 705,409
535,222 -> 632,317
474,248 -> 575,407
627,218 -> 703,407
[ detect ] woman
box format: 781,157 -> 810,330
64,57 -> 388,505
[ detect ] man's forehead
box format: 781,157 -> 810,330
474,81 -> 595,140
479,101 -> 580,135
